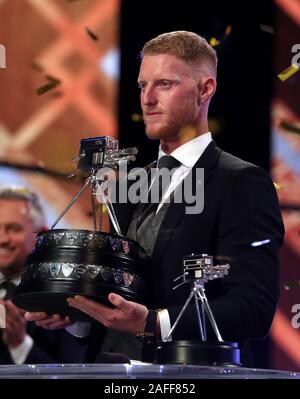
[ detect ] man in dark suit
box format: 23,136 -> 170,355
26,31 -> 284,365
0,186 -> 87,364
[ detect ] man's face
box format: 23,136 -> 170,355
138,53 -> 200,142
0,199 -> 36,276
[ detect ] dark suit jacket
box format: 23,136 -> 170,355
0,313 -> 88,364
89,141 -> 284,364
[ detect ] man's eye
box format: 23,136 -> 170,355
8,225 -> 23,233
138,82 -> 146,90
158,80 -> 171,87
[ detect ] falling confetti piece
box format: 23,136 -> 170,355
131,113 -> 143,122
280,120 -> 300,135
36,73 -> 62,96
208,117 -> 223,134
209,25 -> 232,48
278,64 -> 299,81
260,24 -> 275,34
209,37 -> 220,47
284,280 -> 300,290
45,75 -> 61,85
36,81 -> 60,96
225,25 -> 232,36
251,239 -> 271,247
85,26 -> 99,41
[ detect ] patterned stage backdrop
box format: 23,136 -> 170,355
0,0 -> 120,231
271,0 -> 300,371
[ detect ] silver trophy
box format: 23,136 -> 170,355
51,136 -> 137,234
155,254 -> 241,366
13,137 -> 149,321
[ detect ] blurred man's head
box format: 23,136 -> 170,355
0,187 -> 45,277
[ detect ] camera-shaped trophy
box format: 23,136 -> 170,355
154,254 -> 241,366
12,136 -> 149,321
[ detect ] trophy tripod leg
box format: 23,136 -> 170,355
194,288 -> 205,340
199,296 -> 207,340
50,177 -> 92,230
197,287 -> 223,342
96,181 -> 121,235
90,184 -> 98,230
165,287 -> 204,342
164,288 -> 204,342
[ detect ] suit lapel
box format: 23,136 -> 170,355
151,141 -> 222,264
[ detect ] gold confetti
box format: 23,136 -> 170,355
273,182 -> 283,190
278,64 -> 299,81
208,117 -> 223,134
209,37 -> 220,47
131,113 -> 143,122
85,27 -> 99,41
225,25 -> 232,36
209,25 -> 232,48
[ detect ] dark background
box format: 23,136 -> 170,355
119,0 -> 274,171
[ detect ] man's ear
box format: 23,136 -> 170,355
197,77 -> 217,105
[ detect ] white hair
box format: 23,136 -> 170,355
0,186 -> 45,230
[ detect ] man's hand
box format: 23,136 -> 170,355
24,311 -> 73,329
68,293 -> 148,334
0,299 -> 27,349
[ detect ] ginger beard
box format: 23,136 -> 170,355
143,93 -> 199,143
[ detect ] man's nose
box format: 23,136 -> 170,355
142,86 -> 157,106
0,228 -> 9,244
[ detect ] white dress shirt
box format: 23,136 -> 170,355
155,132 -> 212,340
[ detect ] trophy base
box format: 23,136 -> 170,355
12,229 -> 148,322
12,279 -> 144,322
154,340 -> 241,367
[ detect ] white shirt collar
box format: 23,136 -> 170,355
0,272 -> 21,286
158,132 -> 212,168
